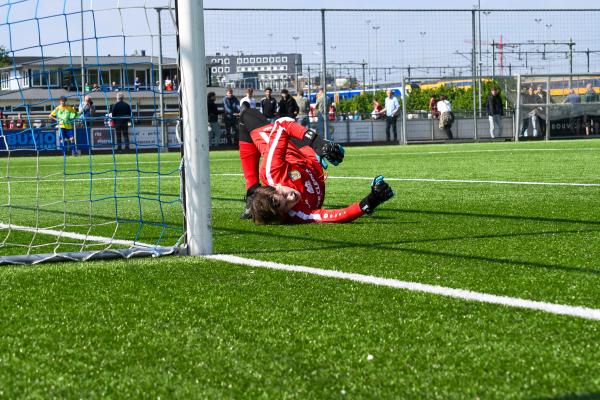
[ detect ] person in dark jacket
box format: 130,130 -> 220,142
207,91 -> 222,140
223,88 -> 240,144
278,89 -> 299,119
260,87 -> 278,121
486,87 -> 504,139
110,93 -> 132,151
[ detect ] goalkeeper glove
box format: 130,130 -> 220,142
303,129 -> 345,166
359,175 -> 395,214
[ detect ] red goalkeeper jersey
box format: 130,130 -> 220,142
249,118 -> 364,223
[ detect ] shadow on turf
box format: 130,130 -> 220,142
216,226 -> 600,277
535,394 -> 600,400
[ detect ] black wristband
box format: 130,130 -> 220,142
359,194 -> 379,214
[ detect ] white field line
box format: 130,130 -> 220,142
206,254 -> 600,322
1,173 -> 599,187
212,173 -> 600,187
0,223 -> 154,248
2,220 -> 598,321
1,146 -> 599,169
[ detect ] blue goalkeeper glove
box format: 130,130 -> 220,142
359,175 -> 395,214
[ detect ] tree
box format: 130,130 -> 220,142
0,45 -> 10,68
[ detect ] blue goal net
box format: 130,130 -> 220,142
0,0 -> 185,264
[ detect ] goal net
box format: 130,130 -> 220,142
0,0 -> 190,264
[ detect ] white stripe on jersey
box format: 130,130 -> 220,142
288,209 -> 322,221
265,125 -> 284,186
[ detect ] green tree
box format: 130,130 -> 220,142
0,45 -> 10,67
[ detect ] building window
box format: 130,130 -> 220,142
217,67 -> 223,73
269,57 -> 274,63
211,67 -> 217,73
1,72 -> 9,90
237,58 -> 242,64
225,67 -> 230,73
224,58 -> 230,64
282,65 -> 287,71
263,57 -> 268,63
250,58 -> 255,63
275,57 -> 281,63
243,58 -> 249,63
282,56 -> 287,62
211,59 -> 217,63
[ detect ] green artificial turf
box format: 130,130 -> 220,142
0,140 -> 599,398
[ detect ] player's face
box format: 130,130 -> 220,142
273,185 -> 301,212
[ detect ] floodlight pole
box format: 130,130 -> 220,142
178,0 -> 212,255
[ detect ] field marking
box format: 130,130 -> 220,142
0,222 -> 155,248
207,254 -> 600,322
0,172 -> 599,188
212,173 -> 600,187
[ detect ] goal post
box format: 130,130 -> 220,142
0,0 -> 212,264
178,0 -> 213,256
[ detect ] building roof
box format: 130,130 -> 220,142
16,56 -> 177,67
0,87 -> 179,102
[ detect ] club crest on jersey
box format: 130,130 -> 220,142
289,170 -> 301,181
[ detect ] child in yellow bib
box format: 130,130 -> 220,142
49,96 -> 80,156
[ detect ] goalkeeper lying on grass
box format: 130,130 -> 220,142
238,108 -> 394,224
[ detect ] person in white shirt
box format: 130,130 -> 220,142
436,95 -> 454,139
380,89 -> 400,142
240,87 -> 257,110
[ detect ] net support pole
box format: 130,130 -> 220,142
178,0 -> 212,256
401,76 -> 407,145
157,8 -> 167,152
320,9 -> 328,140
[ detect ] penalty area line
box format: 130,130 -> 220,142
212,173 -> 600,187
206,254 -> 600,322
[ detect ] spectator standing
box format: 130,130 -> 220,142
520,86 -> 539,137
535,85 -> 547,136
49,96 -> 80,156
223,88 -> 240,145
111,81 -> 119,91
380,89 -> 400,142
172,75 -> 179,91
79,95 -> 96,130
428,95 -> 439,119
165,76 -> 173,91
328,103 -> 336,122
240,87 -> 257,110
110,93 -> 132,152
294,91 -> 310,127
315,87 -> 330,136
437,95 -> 454,139
486,87 -> 504,139
278,89 -> 299,119
260,87 -> 278,121
134,77 -> 141,91
91,83 -> 100,92
564,89 -> 581,105
207,91 -> 222,141
371,100 -> 382,120
583,83 -> 598,135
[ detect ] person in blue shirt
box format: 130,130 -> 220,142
223,88 -> 240,144
380,89 -> 400,142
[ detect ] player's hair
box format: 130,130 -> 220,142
281,89 -> 289,95
248,186 -> 287,225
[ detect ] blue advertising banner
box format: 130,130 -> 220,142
0,128 -> 90,151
